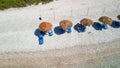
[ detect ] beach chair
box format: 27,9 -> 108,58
39,37 -> 44,45
38,33 -> 44,45
48,29 -> 53,36
102,24 -> 108,29
67,28 -> 72,33
38,34 -> 44,38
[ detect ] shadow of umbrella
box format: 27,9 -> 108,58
92,22 -> 102,30
74,23 -> 86,32
34,29 -> 45,37
54,26 -> 65,35
111,20 -> 120,28
74,23 -> 79,31
34,29 -> 41,36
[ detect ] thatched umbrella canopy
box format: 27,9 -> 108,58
59,20 -> 73,30
80,18 -> 93,27
117,15 -> 120,20
39,22 -> 52,32
98,16 -> 112,25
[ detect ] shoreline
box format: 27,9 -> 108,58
0,39 -> 120,68
0,38 -> 120,54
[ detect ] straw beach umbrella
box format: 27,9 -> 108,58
59,20 -> 73,30
117,15 -> 120,20
80,18 -> 93,26
39,22 -> 52,32
99,16 -> 112,25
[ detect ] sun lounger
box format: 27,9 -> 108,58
102,24 -> 108,29
67,28 -> 72,33
38,33 -> 44,38
48,30 -> 53,36
38,33 -> 44,45
39,37 -> 44,45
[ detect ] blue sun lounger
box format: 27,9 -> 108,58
67,28 -> 72,33
39,37 -> 44,45
102,24 -> 108,29
48,29 -> 53,36
59,28 -> 72,33
38,34 -> 44,45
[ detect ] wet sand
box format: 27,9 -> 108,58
0,39 -> 120,68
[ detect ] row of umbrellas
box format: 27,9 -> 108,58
37,15 -> 120,45
39,15 -> 120,32
39,20 -> 73,32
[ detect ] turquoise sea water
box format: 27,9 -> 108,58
63,54 -> 120,68
82,54 -> 120,68
87,54 -> 120,68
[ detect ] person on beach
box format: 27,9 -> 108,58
39,17 -> 42,20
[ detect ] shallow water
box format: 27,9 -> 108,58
68,54 -> 120,68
